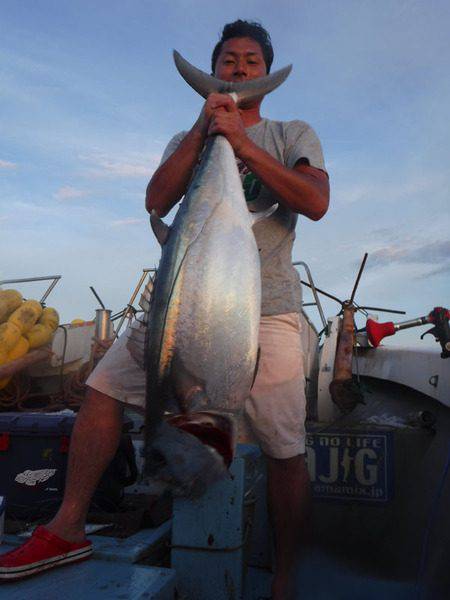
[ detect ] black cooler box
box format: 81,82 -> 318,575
0,412 -> 137,520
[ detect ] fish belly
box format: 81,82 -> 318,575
169,205 -> 260,412
163,138 -> 260,413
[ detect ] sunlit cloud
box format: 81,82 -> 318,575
80,152 -> 161,179
366,240 -> 450,268
422,263 -> 450,278
87,160 -> 150,178
0,159 -> 17,169
353,240 -> 450,281
333,174 -> 443,208
109,217 -> 146,227
54,186 -> 88,201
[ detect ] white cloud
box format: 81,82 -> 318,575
332,174 -> 443,208
0,159 -> 17,169
422,263 -> 450,278
348,239 -> 450,283
53,186 -> 88,201
87,160 -> 149,178
109,217 -> 146,227
80,152 -> 161,179
366,240 -> 450,269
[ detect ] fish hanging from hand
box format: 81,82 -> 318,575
128,51 -> 291,497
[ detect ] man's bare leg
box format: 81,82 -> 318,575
267,454 -> 312,600
46,387 -> 124,543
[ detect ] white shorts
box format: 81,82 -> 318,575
86,312 -> 306,459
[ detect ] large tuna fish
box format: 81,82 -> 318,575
139,52 -> 291,496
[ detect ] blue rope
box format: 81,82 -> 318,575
415,439 -> 450,599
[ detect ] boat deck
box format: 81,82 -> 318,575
1,381 -> 448,598
0,533 -> 418,599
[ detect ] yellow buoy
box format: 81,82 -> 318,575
0,336 -> 30,390
0,322 -> 22,353
0,348 -> 8,366
71,319 -> 86,326
39,307 -> 59,331
25,323 -> 54,349
0,289 -> 23,323
8,300 -> 43,334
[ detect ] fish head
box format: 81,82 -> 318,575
145,419 -> 233,498
168,411 -> 236,468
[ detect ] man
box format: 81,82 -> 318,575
0,20 -> 328,600
147,21 -> 329,599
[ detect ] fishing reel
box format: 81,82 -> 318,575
421,307 -> 450,358
366,307 -> 450,359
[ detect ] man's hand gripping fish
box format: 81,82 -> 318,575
129,52 -> 291,497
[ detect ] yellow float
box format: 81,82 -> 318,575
0,289 -> 23,322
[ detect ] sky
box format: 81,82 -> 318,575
1,0 -> 449,349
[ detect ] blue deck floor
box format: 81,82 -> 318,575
0,527 -> 176,600
1,538 -> 419,600
0,553 -> 175,600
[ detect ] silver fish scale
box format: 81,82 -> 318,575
146,135 -> 261,418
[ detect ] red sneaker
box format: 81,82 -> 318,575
0,526 -> 92,581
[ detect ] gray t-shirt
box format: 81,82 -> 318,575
160,118 -> 326,316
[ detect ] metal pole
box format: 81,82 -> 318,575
394,317 -> 429,331
114,268 -> 156,337
0,275 -> 61,304
89,286 -> 106,309
0,276 -> 61,285
40,278 -> 61,304
349,253 -> 368,305
293,261 -> 328,333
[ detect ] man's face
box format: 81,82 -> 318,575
214,37 -> 267,82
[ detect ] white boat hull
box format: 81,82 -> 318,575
352,345 -> 449,407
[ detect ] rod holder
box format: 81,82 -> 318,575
95,309 -> 114,341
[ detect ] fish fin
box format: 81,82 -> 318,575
249,203 -> 278,226
251,346 -> 261,388
171,350 -> 210,411
150,210 -> 170,245
173,50 -> 292,104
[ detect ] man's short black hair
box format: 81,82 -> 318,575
211,20 -> 274,74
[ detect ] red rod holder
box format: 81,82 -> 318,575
365,307 -> 450,357
366,319 -> 396,347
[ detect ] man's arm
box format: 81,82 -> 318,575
145,124 -> 205,218
146,95 -> 225,217
207,95 -> 329,221
238,144 -> 329,221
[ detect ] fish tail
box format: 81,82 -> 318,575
173,50 -> 292,104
